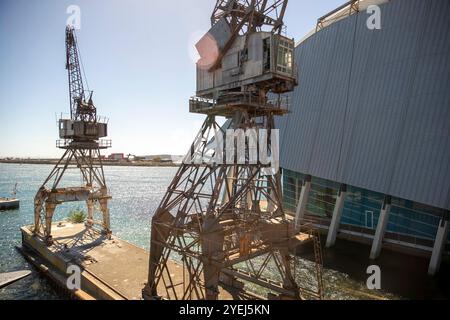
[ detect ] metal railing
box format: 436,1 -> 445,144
98,140 -> 112,148
267,94 -> 292,112
190,92 -> 293,114
56,139 -> 112,149
57,113 -> 110,124
316,0 -> 360,32
189,97 -> 215,113
56,140 -> 70,148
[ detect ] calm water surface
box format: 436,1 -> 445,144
0,163 -> 396,300
0,163 -> 176,300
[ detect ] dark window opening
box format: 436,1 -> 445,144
263,38 -> 271,72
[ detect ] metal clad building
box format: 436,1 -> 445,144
277,0 -> 450,264
280,0 -> 450,210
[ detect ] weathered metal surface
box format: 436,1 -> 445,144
33,27 -> 112,245
197,32 -> 296,97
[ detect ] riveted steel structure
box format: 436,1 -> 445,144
144,0 -> 324,301
33,27 -> 112,246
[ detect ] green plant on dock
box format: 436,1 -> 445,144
67,209 -> 87,224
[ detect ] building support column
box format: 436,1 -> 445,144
370,196 -> 392,260
294,176 -> 312,231
428,218 -> 450,276
326,185 -> 347,248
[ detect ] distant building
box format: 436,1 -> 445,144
141,155 -> 173,163
109,153 -> 125,161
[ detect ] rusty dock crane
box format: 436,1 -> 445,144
33,27 -> 112,246
143,0 -> 324,301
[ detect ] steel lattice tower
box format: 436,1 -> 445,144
33,27 -> 112,246
143,0 -> 324,300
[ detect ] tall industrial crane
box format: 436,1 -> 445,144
65,27 -> 97,122
33,26 -> 112,246
144,0 -> 324,301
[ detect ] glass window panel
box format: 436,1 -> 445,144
282,169 -> 449,243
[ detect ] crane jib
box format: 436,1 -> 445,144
65,26 -> 97,122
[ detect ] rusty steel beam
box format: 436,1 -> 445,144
143,0 -> 324,301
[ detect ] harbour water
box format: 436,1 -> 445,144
0,163 -> 176,300
0,163 -> 397,300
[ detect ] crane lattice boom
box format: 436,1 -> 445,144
65,26 -> 96,122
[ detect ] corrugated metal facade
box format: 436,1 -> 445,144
279,0 -> 450,210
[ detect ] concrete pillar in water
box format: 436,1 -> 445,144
370,196 -> 391,260
428,218 -> 450,276
326,185 -> 347,248
294,175 -> 312,231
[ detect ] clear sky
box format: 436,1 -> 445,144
0,0 -> 345,158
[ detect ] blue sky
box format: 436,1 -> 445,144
0,0 -> 344,158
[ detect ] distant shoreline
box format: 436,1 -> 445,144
0,159 -> 179,168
